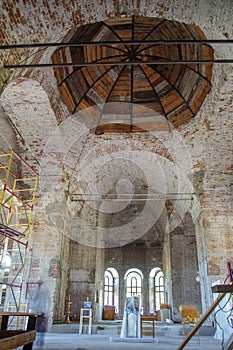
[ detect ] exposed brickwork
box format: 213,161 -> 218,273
170,213 -> 201,320
0,0 -> 232,322
202,73 -> 233,283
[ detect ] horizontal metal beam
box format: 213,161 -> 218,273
69,192 -> 194,196
3,59 -> 233,69
69,192 -> 194,201
70,198 -> 191,201
0,39 -> 233,50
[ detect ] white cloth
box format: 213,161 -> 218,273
212,280 -> 233,341
120,295 -> 140,338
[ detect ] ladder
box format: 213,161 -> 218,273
0,150 -> 38,319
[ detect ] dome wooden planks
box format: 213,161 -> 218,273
52,16 -> 214,133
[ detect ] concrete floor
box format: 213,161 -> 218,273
32,332 -> 223,350
30,322 -> 225,350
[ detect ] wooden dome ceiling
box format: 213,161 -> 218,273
52,16 -> 214,133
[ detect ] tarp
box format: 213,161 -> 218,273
120,295 -> 140,338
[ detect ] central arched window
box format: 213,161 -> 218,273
124,268 -> 143,302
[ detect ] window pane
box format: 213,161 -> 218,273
126,269 -> 142,303
154,269 -> 165,310
104,269 -> 114,305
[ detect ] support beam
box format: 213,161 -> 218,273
177,293 -> 226,350
3,59 -> 233,69
1,39 -> 233,50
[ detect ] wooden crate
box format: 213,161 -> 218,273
102,306 -> 115,320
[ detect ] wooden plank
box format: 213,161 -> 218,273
0,312 -> 39,317
0,330 -> 26,338
0,330 -> 36,350
211,285 -> 233,293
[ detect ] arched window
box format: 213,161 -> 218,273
103,268 -> 119,313
149,268 -> 165,313
124,268 -> 143,302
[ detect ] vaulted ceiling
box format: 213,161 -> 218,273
0,1 -> 232,245
52,16 -> 214,133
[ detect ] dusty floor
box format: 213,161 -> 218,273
32,332 -> 223,350
30,322 -> 226,350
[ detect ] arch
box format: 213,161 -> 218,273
124,268 -> 143,304
149,267 -> 165,314
124,268 -> 144,280
103,267 -> 119,313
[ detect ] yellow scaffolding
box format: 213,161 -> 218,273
0,150 -> 38,317
0,151 -> 14,214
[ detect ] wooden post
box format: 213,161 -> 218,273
177,293 -> 226,350
0,315 -> 9,330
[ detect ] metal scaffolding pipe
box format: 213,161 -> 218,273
3,59 -> 233,69
0,39 -> 233,50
